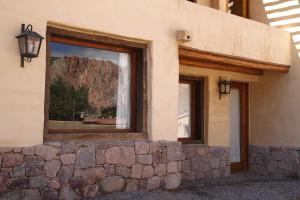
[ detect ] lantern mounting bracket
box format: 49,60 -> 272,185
20,24 -> 33,67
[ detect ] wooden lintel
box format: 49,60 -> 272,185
178,46 -> 289,74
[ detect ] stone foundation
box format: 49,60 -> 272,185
181,144 -> 230,180
0,141 -> 230,199
249,145 -> 300,177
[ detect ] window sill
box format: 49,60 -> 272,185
44,132 -> 148,142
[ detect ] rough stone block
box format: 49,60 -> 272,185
210,158 -> 220,169
75,147 -> 95,169
47,179 -> 60,190
10,177 -> 29,189
25,156 -> 44,176
70,176 -> 86,190
197,146 -> 209,155
181,160 -> 191,174
167,162 -> 178,173
96,148 -> 106,165
35,145 -> 57,161
182,146 -> 197,159
154,164 -> 166,176
152,152 -> 161,166
58,166 -> 74,184
136,155 -> 152,165
13,164 -> 25,177
130,164 -> 143,179
2,153 -> 24,168
60,154 -> 75,165
149,142 -> 160,153
60,143 -> 75,154
103,165 -> 114,176
0,172 -> 10,193
29,176 -> 47,188
142,166 -> 154,178
212,169 -> 220,178
45,160 -> 61,179
116,166 -> 131,178
41,188 -> 59,200
100,176 -> 125,193
126,179 -> 139,192
82,185 -> 99,197
135,141 -> 149,154
23,189 -> 41,200
0,147 -> 13,153
105,146 -> 135,167
59,185 -> 80,200
167,146 -> 184,161
83,167 -> 106,185
146,176 -> 161,191
23,147 -> 35,156
164,173 -> 181,190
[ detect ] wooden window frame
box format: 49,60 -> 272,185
178,75 -> 205,144
44,26 -> 147,137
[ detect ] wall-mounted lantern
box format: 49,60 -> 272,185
16,24 -> 44,67
218,76 -> 231,100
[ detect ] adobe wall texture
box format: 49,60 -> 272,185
0,141 -> 229,199
249,145 -> 300,178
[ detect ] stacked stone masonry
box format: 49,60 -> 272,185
181,144 -> 230,180
249,145 -> 300,177
0,141 -> 230,199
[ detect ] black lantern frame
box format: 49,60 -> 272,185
218,76 -> 231,100
16,24 -> 44,67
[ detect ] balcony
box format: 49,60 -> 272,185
180,0 -> 291,73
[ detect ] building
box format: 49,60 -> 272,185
0,0 -> 298,198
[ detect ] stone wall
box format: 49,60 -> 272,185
0,142 -> 230,199
249,145 -> 300,177
181,144 -> 230,180
0,141 -> 184,199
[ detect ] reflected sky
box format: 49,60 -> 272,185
50,42 -> 120,65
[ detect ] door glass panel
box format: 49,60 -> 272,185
229,88 -> 241,163
178,83 -> 191,138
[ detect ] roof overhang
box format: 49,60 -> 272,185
179,46 -> 290,76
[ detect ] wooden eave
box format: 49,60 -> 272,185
179,46 -> 290,76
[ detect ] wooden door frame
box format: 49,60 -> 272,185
230,82 -> 249,172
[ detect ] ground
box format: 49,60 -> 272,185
91,173 -> 300,200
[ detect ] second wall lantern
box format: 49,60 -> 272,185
16,24 -> 44,67
218,76 -> 231,99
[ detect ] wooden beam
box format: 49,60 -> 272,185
179,59 -> 263,76
178,46 -> 289,74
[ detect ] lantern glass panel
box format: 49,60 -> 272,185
226,83 -> 231,94
221,83 -> 226,94
18,36 -> 27,55
27,36 -> 40,55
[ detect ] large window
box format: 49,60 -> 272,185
178,76 -> 205,143
45,27 -> 146,134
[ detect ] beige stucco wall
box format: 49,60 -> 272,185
249,0 -> 268,24
248,1 -> 300,146
180,66 -> 258,146
0,0 -> 290,146
250,46 -> 300,146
